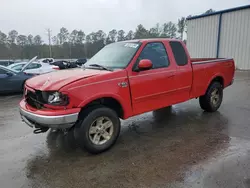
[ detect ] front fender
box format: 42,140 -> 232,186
77,93 -> 132,119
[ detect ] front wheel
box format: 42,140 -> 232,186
75,107 -> 121,154
21,81 -> 26,92
199,82 -> 223,112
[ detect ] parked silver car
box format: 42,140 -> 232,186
0,57 -> 37,94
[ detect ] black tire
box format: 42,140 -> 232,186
199,82 -> 223,112
21,81 -> 26,92
75,106 -> 121,154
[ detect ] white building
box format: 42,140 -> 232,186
186,5 -> 250,70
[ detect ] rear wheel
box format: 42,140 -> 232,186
199,82 -> 223,112
21,81 -> 26,92
75,107 -> 121,154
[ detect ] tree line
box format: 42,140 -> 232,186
0,9 -> 215,60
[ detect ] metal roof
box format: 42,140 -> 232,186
187,4 -> 250,20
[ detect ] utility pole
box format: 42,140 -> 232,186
46,28 -> 52,57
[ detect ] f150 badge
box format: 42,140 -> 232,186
118,82 -> 128,88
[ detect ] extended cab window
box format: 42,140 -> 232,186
137,42 -> 169,69
170,41 -> 188,66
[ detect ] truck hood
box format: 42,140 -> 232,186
26,68 -> 110,91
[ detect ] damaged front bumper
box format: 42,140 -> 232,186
19,99 -> 80,130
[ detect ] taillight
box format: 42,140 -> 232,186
52,66 -> 60,70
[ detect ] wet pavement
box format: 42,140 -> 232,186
0,71 -> 250,188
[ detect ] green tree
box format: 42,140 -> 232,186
76,30 -> 85,44
161,22 -> 177,38
109,29 -> 117,42
16,35 -> 28,46
8,30 -> 18,44
85,34 -> 92,43
0,17 -> 195,59
16,35 -> 28,59
52,36 -> 59,45
148,23 -> 161,38
134,24 -> 148,39
95,30 -> 106,42
34,35 -> 43,45
0,31 -> 8,59
27,35 -> 33,45
57,27 -> 69,44
125,30 -> 134,40
177,17 -> 186,40
117,30 -> 125,41
88,32 -> 97,43
85,30 -> 106,58
0,31 -> 7,44
93,30 -> 106,53
106,29 -> 117,44
69,30 -> 78,44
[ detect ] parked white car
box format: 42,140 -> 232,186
37,58 -> 55,63
8,60 -> 59,74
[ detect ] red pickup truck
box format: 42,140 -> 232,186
19,39 -> 235,153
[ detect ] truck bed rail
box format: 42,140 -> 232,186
191,58 -> 233,65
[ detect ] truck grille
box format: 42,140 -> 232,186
25,90 -> 45,109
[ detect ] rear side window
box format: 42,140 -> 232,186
170,41 -> 188,66
12,64 -> 24,71
27,63 -> 41,69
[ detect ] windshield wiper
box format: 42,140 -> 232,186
88,64 -> 112,71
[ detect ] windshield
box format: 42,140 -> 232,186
84,42 -> 141,69
0,65 -> 18,74
10,63 -> 26,71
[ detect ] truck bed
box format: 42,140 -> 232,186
190,58 -> 235,98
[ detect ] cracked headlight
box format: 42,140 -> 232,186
42,91 -> 69,106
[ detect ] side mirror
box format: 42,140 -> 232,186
6,72 -> 13,77
137,59 -> 153,71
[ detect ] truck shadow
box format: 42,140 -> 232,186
25,104 -> 230,187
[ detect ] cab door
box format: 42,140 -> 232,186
128,42 -> 178,115
169,41 -> 192,102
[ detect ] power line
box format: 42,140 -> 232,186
46,28 -> 52,57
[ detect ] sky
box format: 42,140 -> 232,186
0,0 -> 249,42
